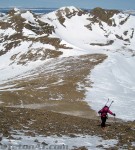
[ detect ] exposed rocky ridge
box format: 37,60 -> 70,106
55,6 -> 86,26
0,8 -> 70,64
90,7 -> 120,26
6,8 -> 54,34
85,8 -> 133,44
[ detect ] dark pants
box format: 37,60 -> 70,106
101,117 -> 107,128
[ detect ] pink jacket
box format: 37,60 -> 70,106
98,106 -> 114,117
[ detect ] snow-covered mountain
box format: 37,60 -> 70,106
0,6 -> 135,66
0,6 -> 135,120
42,6 -> 135,52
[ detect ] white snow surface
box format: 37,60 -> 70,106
0,131 -> 118,150
22,27 -> 37,37
0,28 -> 16,37
21,11 -> 37,24
86,53 -> 135,121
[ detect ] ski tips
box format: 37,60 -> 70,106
103,98 -> 114,108
108,98 -> 114,102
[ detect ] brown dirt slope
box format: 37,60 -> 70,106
0,54 -> 107,106
0,107 -> 134,150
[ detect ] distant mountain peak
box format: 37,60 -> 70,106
13,7 -> 20,12
7,8 -> 21,15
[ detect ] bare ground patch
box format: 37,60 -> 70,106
0,54 -> 107,118
0,107 -> 134,149
0,54 -> 107,106
0,53 -> 107,122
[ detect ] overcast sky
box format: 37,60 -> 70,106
0,0 -> 134,10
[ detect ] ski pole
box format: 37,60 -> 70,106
114,115 -> 117,130
114,115 -> 116,122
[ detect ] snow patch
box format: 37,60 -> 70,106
21,11 -> 37,24
22,27 -> 37,37
0,131 -> 118,150
0,28 -> 16,37
86,53 -> 135,121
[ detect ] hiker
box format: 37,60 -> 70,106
98,105 -> 115,128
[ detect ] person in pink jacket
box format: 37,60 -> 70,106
98,105 -> 116,128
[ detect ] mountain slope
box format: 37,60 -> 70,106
41,6 -> 135,53
0,8 -> 69,66
0,6 -> 135,121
